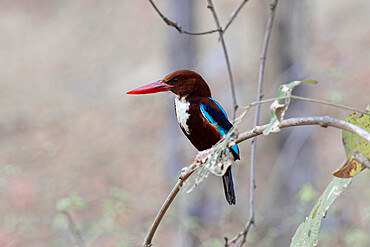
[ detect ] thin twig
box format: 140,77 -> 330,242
207,0 -> 238,120
226,1 -> 279,246
148,0 -> 220,35
223,0 -> 251,33
143,163 -> 198,247
290,95 -> 370,116
240,95 -> 370,116
225,216 -> 253,247
63,211 -> 86,247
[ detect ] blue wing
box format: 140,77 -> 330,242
200,97 -> 240,160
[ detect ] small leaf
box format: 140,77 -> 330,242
56,195 -> 87,212
3,165 -> 22,177
334,109 -> 370,178
70,195 -> 87,210
296,183 -> 318,206
52,214 -> 69,230
263,80 -> 318,135
56,197 -> 72,212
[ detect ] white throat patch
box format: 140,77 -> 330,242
175,96 -> 190,134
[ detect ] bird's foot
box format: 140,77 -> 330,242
194,149 -> 210,166
194,154 -> 202,166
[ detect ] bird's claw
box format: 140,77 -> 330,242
194,149 -> 211,166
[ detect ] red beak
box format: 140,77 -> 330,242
126,80 -> 173,95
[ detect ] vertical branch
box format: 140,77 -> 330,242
249,0 -> 279,239
248,0 -> 279,244
255,0 -> 278,127
207,0 -> 238,120
225,1 -> 279,246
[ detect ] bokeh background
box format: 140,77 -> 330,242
0,0 -> 369,246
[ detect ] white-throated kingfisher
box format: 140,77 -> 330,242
127,70 -> 239,205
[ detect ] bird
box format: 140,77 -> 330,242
127,70 -> 239,205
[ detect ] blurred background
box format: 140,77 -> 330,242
0,0 -> 369,246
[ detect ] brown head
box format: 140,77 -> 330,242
127,70 -> 212,98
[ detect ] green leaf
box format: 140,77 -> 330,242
52,213 -> 69,230
291,107 -> 369,246
56,194 -> 87,212
69,195 -> 87,210
263,80 -> 318,135
333,108 -> 370,178
56,197 -> 72,212
3,165 -> 22,177
296,183 -> 318,206
290,176 -> 351,247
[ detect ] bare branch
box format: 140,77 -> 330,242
207,0 -> 239,120
143,115 -> 369,247
290,95 -> 370,116
143,163 -> 198,247
63,211 -> 86,247
257,0 -> 278,106
223,0 -> 251,33
235,116 -> 370,145
239,95 -> 370,116
352,151 -> 370,169
224,216 -> 253,247
226,1 -> 279,246
148,0 -> 220,35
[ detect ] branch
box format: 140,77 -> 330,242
257,0 -> 278,108
239,95 -> 370,117
223,0 -> 251,33
143,163 -> 198,247
352,151 -> 370,169
235,116 -> 370,145
207,0 -> 238,120
148,0 -> 220,35
142,115 -> 369,247
63,211 -> 86,247
225,217 -> 254,247
226,1 -> 278,246
290,95 -> 370,116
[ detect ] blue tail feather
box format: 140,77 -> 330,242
222,167 -> 236,205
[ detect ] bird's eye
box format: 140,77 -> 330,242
173,78 -> 178,83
